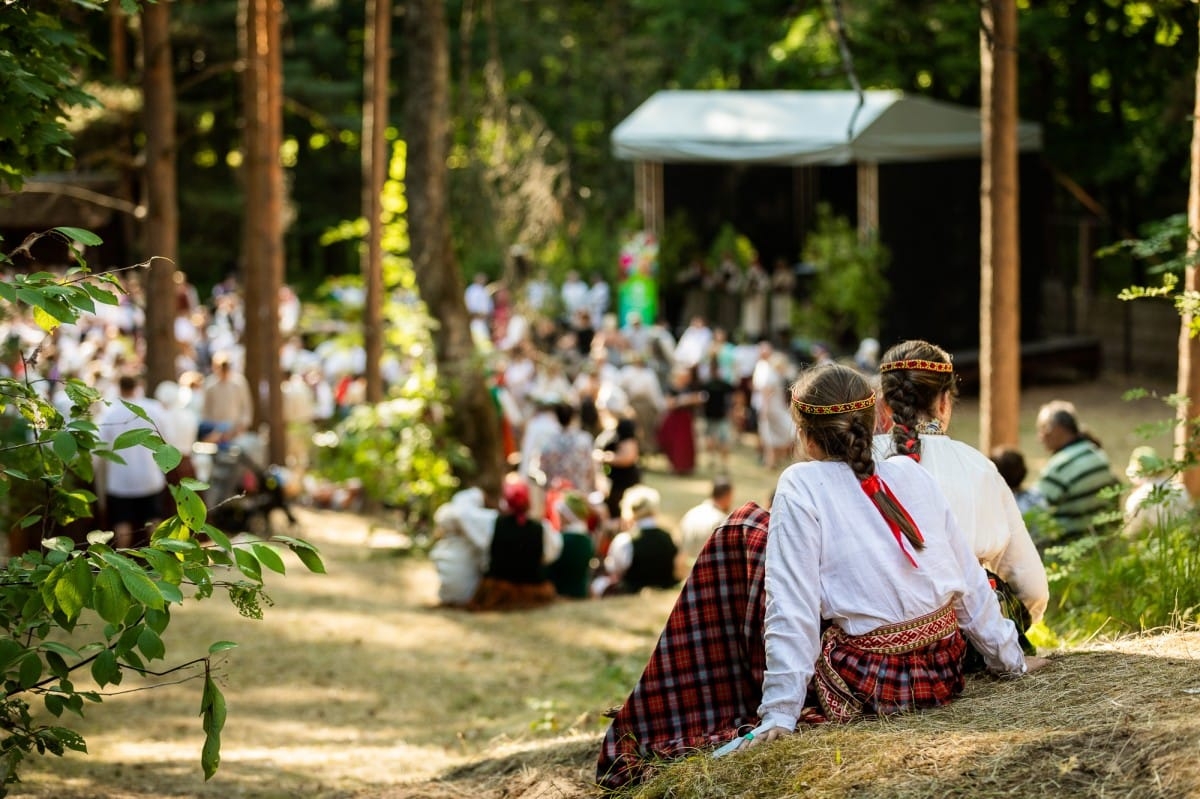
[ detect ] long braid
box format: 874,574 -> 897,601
880,340 -> 957,462
791,365 -> 925,555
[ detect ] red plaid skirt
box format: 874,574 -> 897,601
596,502 -> 770,790
596,504 -> 969,790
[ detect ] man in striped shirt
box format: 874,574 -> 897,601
1033,400 -> 1121,546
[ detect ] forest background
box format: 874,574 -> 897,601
5,0 -> 1197,302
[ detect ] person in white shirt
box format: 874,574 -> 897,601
678,475 -> 734,558
464,272 -> 494,320
871,339 -> 1050,636
597,364 -> 1042,788
560,271 -> 590,322
587,273 -> 611,326
96,375 -> 170,548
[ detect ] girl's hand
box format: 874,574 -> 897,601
743,726 -> 790,749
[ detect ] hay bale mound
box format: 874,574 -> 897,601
381,631 -> 1200,799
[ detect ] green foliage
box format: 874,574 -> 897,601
0,232 -> 324,793
310,143 -> 466,535
706,223 -> 755,271
798,204 -> 890,348
0,5 -> 103,189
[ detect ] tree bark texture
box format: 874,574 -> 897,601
362,0 -> 391,404
1176,14 -> 1200,498
240,0 -> 285,465
979,0 -> 1021,454
140,1 -> 178,396
404,0 -> 504,501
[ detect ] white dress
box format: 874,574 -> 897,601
872,434 -> 1050,624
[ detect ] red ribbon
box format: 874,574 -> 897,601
860,474 -> 924,568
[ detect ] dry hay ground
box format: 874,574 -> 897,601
10,374 -> 1193,798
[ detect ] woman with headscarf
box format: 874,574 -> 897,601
467,477 -> 562,611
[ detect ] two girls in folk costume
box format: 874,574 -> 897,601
597,364 -> 1038,790
872,340 -> 1049,655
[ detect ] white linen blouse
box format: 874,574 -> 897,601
759,456 -> 1026,732
872,434 -> 1049,624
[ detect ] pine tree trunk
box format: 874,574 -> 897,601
1176,16 -> 1200,498
141,2 -> 178,396
362,0 -> 390,404
979,0 -> 1021,453
404,0 -> 504,502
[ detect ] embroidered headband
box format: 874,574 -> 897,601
878,358 -> 953,374
793,392 -> 876,416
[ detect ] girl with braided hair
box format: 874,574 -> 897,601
871,340 -> 1049,650
597,364 -> 1036,789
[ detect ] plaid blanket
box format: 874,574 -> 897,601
596,501 -> 770,790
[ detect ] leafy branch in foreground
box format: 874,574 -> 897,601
0,227 -> 325,794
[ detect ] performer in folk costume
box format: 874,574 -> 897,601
871,340 -> 1049,656
597,363 -> 1041,790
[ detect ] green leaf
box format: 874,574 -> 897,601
51,430 -> 77,461
170,485 -> 208,530
156,581 -> 183,605
208,641 -> 238,655
233,548 -> 262,581
113,427 -> 153,450
144,607 -> 170,635
86,529 -> 115,546
120,401 -> 152,425
41,536 -> 74,554
92,566 -> 131,626
251,543 -> 287,575
153,443 -> 182,473
142,548 -> 183,585
18,654 -> 43,689
44,693 -> 65,717
54,557 -> 93,621
53,226 -> 103,246
118,568 -> 165,611
136,627 -> 165,661
90,649 -> 121,687
202,524 -> 233,553
47,726 -> 87,753
45,651 -> 69,680
276,537 -> 326,574
40,641 -> 81,662
200,674 -> 226,780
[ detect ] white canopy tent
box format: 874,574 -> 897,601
611,90 -> 1042,234
612,90 -> 1042,164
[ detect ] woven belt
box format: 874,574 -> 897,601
833,601 -> 958,655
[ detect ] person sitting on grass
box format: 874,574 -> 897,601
467,476 -> 562,612
1122,445 -> 1189,537
546,490 -> 596,599
871,339 -> 1049,649
1033,399 -> 1122,546
596,363 -> 1045,790
591,485 -> 679,598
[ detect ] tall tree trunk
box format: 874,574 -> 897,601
362,0 -> 391,404
141,1 -> 177,396
979,0 -> 1021,453
240,0 -> 285,465
1176,17 -> 1200,498
405,0 -> 504,502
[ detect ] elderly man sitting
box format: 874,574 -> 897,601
1033,400 -> 1121,545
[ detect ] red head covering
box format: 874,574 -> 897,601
502,478 -> 531,524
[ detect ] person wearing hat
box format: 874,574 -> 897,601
1123,445 -> 1189,537
591,485 -> 679,597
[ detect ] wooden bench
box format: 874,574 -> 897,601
952,335 -> 1102,392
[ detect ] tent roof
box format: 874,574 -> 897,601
612,90 -> 1042,165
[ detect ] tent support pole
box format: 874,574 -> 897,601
634,160 -> 664,237
856,160 -> 879,241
